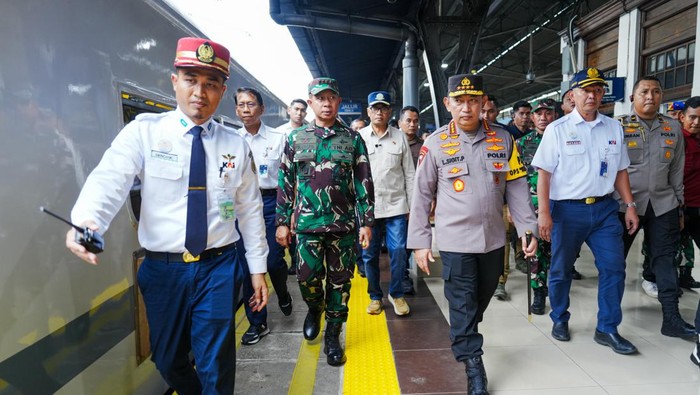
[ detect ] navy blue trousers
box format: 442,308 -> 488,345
239,193 -> 288,325
548,198 -> 626,333
137,248 -> 243,394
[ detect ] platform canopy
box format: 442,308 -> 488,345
271,0 -> 608,125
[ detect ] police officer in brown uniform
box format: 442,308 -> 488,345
616,75 -> 694,338
408,75 -> 538,395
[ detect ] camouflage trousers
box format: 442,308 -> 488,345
295,231 -> 355,323
530,239 -> 551,289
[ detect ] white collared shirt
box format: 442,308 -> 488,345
275,121 -> 306,137
235,123 -> 285,190
532,109 -> 630,200
359,124 -> 415,218
71,108 -> 268,273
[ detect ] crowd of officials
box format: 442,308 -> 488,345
63,37 -> 700,395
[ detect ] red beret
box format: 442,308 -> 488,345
174,37 -> 230,78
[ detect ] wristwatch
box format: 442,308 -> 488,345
625,201 -> 637,208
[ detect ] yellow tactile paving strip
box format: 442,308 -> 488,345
343,270 -> 401,395
287,318 -> 325,395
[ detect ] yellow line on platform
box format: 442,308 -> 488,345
343,269 -> 400,395
287,318 -> 325,395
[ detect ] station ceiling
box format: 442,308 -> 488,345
271,0 -> 607,126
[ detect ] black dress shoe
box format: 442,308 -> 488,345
571,267 -> 582,280
551,322 -> 570,341
278,292 -> 293,316
593,330 -> 637,355
303,306 -> 324,341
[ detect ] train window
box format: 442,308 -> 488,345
120,91 -> 175,224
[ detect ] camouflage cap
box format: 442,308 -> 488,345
448,74 -> 484,97
308,77 -> 340,95
532,98 -> 556,111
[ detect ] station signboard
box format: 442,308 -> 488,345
602,77 -> 625,103
339,101 -> 362,115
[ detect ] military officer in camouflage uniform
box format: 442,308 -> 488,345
518,98 -> 556,315
408,74 -> 538,395
615,75 -> 694,338
275,77 -> 374,367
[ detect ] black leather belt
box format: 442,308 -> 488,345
260,188 -> 277,196
560,195 -> 610,205
145,243 -> 236,263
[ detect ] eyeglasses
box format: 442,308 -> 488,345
236,102 -> 258,109
370,106 -> 391,113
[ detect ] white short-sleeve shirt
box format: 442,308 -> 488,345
531,109 -> 630,200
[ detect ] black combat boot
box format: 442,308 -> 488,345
679,267 -> 700,289
531,287 -> 547,315
661,305 -> 695,338
691,335 -> 700,368
303,304 -> 324,341
464,356 -> 489,395
323,322 -> 347,366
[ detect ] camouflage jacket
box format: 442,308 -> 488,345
517,131 -> 543,208
275,122 -> 375,233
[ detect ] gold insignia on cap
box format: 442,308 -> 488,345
461,78 -> 471,86
587,68 -> 599,78
196,42 -> 215,64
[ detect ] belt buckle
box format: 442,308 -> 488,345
585,197 -> 595,204
183,252 -> 200,263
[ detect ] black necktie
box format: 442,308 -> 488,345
185,126 -> 207,256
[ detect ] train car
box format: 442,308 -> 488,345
0,1 -> 286,393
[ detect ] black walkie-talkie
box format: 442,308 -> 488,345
40,207 -> 105,253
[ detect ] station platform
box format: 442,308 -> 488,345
233,238 -> 700,394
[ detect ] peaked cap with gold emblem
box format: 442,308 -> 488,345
447,74 -> 484,97
569,67 -> 608,89
174,37 -> 230,78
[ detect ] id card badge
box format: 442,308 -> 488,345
259,164 -> 268,176
217,192 -> 235,222
600,160 -> 608,177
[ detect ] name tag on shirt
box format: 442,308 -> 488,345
151,150 -> 178,163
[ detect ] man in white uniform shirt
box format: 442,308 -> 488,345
533,67 -> 639,355
66,38 -> 268,394
359,90 -> 415,316
276,98 -> 308,136
235,87 -> 293,345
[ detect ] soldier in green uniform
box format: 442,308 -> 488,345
518,98 -> 556,315
275,77 -> 374,367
